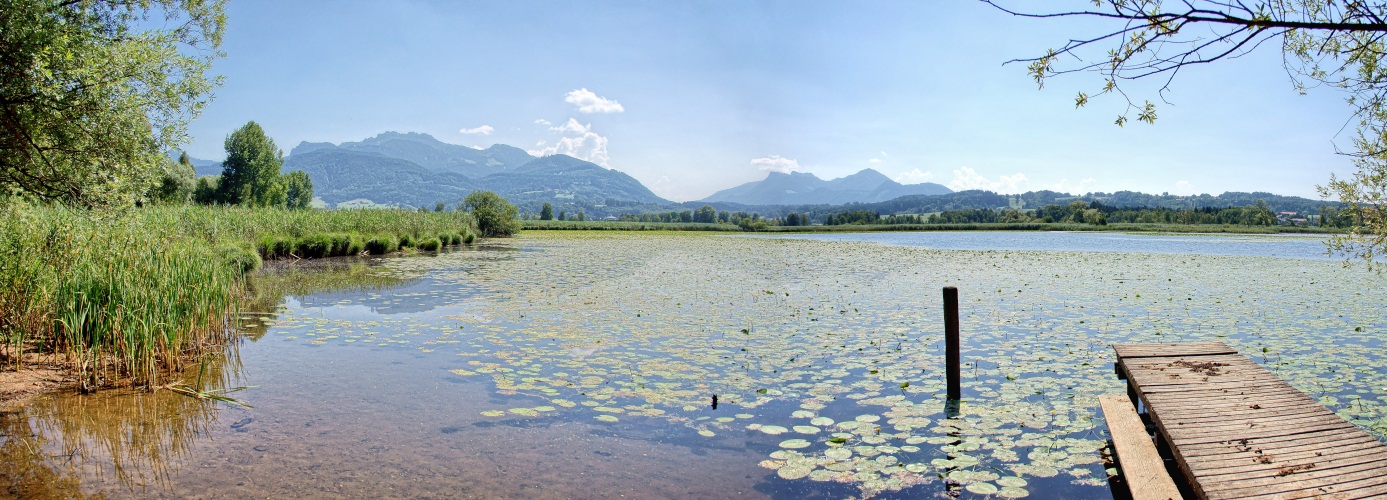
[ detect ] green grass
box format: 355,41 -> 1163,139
0,202 -> 482,390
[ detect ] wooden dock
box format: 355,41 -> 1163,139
1110,341 -> 1387,499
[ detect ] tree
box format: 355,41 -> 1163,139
217,121 -> 285,206
463,190 -> 520,237
558,210 -> 567,221
151,153 -> 197,204
284,170 -> 314,210
540,202 -> 554,220
0,0 -> 225,208
987,1 -> 1387,265
694,205 -> 717,223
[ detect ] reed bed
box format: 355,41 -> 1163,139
0,202 -> 479,390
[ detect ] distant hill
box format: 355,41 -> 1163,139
702,169 -> 952,205
279,133 -> 670,211
290,132 -> 532,178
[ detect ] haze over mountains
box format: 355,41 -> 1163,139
182,131 -> 1330,217
701,169 -> 951,205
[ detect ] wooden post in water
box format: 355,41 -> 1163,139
943,286 -> 960,401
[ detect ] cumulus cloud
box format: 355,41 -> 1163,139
948,166 -> 1028,193
565,88 -> 625,113
751,155 -> 801,173
527,118 -> 610,166
894,168 -> 935,184
458,125 -> 494,135
534,118 -> 552,126
551,118 -> 590,135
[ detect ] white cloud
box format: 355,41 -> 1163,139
869,158 -> 882,164
528,118 -> 610,166
894,168 -> 934,184
1048,177 -> 1096,194
458,125 -> 494,135
534,118 -> 552,126
565,88 -> 625,113
751,155 -> 801,173
468,145 -> 483,150
551,118 -> 590,135
948,166 -> 1028,193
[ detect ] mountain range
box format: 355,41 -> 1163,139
182,131 -> 1328,217
701,169 -> 951,205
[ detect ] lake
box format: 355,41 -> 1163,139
3,231 -> 1383,498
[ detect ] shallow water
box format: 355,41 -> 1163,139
2,231 -> 1383,499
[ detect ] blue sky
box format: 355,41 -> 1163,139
183,1 -> 1354,202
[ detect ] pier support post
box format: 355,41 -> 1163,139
944,286 -> 960,401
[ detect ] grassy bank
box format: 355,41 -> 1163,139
524,219 -> 1339,234
0,202 -> 479,390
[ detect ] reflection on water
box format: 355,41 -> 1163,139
2,234 -> 1384,499
0,350 -> 241,498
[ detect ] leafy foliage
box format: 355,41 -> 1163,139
463,190 -> 521,237
989,0 -> 1387,264
0,0 -> 225,208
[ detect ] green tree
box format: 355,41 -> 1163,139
0,0 -> 224,208
558,210 -> 567,221
463,190 -> 521,237
694,205 -> 717,223
576,210 -> 586,221
989,1 -> 1387,266
151,153 -> 197,204
217,121 -> 284,206
284,170 -> 314,209
540,202 -> 554,220
193,175 -> 219,205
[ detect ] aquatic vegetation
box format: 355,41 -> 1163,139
0,201 -> 480,389
251,231 -> 1387,497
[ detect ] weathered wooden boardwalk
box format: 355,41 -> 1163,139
1111,341 -> 1387,499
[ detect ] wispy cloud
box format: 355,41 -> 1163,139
534,118 -> 552,126
458,125 -> 494,135
948,166 -> 1028,193
751,155 -> 801,173
894,168 -> 934,184
528,118 -> 610,166
565,88 -> 625,113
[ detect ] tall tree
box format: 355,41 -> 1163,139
217,121 -> 284,206
540,202 -> 554,220
0,0 -> 225,208
284,170 -> 314,209
987,0 -> 1387,266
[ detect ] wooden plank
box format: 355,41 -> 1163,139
1099,394 -> 1185,500
1180,431 -> 1378,460
1201,459 -> 1387,499
1110,341 -> 1387,500
1194,445 -> 1387,478
1114,342 -> 1236,358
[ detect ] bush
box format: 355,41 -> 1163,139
398,233 -> 416,249
364,234 -> 399,255
462,191 -> 521,237
418,236 -> 442,251
217,243 -> 263,274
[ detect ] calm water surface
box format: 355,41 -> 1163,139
2,232 -> 1382,499
750,231 -> 1338,260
